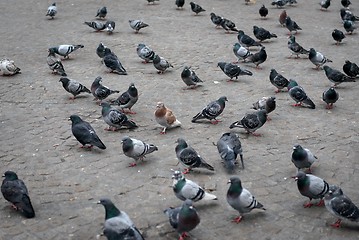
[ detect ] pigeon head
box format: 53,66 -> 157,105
227,177 -> 243,192
153,55 -> 160,64
69,115 -> 83,124
97,198 -> 121,220
183,199 -> 194,209
237,30 -> 244,37
172,170 -> 184,181
59,77 -> 69,85
2,171 -> 19,180
104,48 -> 112,55
93,76 -> 102,85
121,136 -> 133,151
217,62 -> 226,71
309,48 -> 316,56
325,185 -> 342,200
218,96 -> 228,103
156,102 -> 165,109
253,25 -> 258,31
210,13 -> 216,17
293,144 -> 302,150
292,170 -> 306,181
100,102 -> 111,108
288,34 -> 296,42
176,138 -> 188,148
97,198 -> 113,206
48,48 -> 56,55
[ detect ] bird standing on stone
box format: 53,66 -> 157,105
246,47 -> 267,69
0,58 -> 21,76
227,177 -> 266,223
155,102 -> 182,134
252,96 -> 276,120
323,65 -> 356,87
308,48 -> 332,69
121,136 -> 158,167
319,0 -> 331,10
269,69 -> 290,93
190,2 -> 205,15
153,54 -> 173,74
233,43 -> 252,63
175,138 -> 215,174
237,30 -> 262,49
112,83 -> 138,114
1,171 -> 35,218
322,87 -> 339,109
331,29 -> 345,45
217,132 -> 244,172
136,43 -> 155,63
176,0 -> 185,9
217,62 -> 253,81
172,170 -> 217,202
291,144 -> 317,172
84,21 -> 106,31
59,77 -> 91,100
129,20 -> 149,33
285,16 -> 302,34
91,76 -> 120,102
47,48 -> 67,76
164,199 -> 200,240
292,170 -> 330,208
229,109 -> 267,136
96,6 -> 107,19
48,44 -> 84,59
259,5 -> 268,18
191,96 -> 228,124
100,102 -> 138,131
97,198 -> 144,240
46,3 -> 57,19
343,60 -> 359,78
103,48 -> 127,75
69,115 -> 106,149
287,35 -> 309,58
181,66 -> 203,89
253,26 -> 277,42
288,79 -> 316,109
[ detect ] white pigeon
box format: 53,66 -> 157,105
46,3 -> 57,19
0,59 -> 21,76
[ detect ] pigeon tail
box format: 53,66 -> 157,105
83,86 -> 91,94
94,139 -> 107,149
146,144 -> 158,154
171,119 -> 182,128
203,192 -> 218,201
191,112 -> 204,122
303,98 -> 316,109
242,69 -> 253,76
123,120 -> 138,129
17,195 -> 35,218
200,161 -> 214,171
229,121 -> 243,129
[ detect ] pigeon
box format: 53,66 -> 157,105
190,2 -> 205,15
136,43 -> 155,63
343,60 -> 359,78
259,5 -> 268,18
103,48 -> 127,75
341,0 -> 351,8
175,138 -> 215,174
272,0 -> 288,8
323,65 -> 356,87
237,30 -> 262,49
129,20 -> 149,33
291,144 -> 317,172
46,3 -> 57,19
191,96 -> 228,124
69,115 -> 106,149
48,44 -> 84,59
252,96 -> 276,120
59,77 -> 91,100
229,109 -> 267,136
227,176 -> 266,223
293,170 -> 330,208
220,18 -> 239,33
0,58 -> 21,76
97,198 -> 144,240
153,54 -> 173,74
1,171 -> 35,218
285,16 -> 302,34
343,20 -> 356,34
112,83 -> 138,114
210,13 -> 223,28
322,87 -> 339,109
308,48 -> 332,69
288,0 -> 297,5
84,21 -> 106,31
181,66 -> 203,88
176,0 -> 185,9
91,76 -> 120,102
233,43 -> 252,63
324,185 -> 359,228
246,47 -> 267,69
287,35 -> 309,58
331,29 -> 345,45
105,20 -> 116,34
100,102 -> 138,131
288,79 -> 316,109
147,0 -> 160,4
340,9 -> 358,21
121,136 -> 158,167
164,199 -> 200,240
96,42 -> 111,59
319,0 -> 331,10
172,170 -> 217,202
279,10 -> 287,26
253,26 -> 277,42
269,69 -> 290,93
155,102 -> 182,134
96,6 -> 107,19
217,132 -> 244,172
217,62 -> 253,81
47,48 -> 67,76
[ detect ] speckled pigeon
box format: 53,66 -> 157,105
323,65 -> 355,86
320,0 -> 331,10
49,44 -> 84,59
129,20 -> 149,33
121,136 -> 158,167
181,66 -> 203,89
246,47 -> 267,69
103,48 -> 127,75
288,79 -> 316,109
46,3 -> 57,19
343,20 -> 356,34
153,54 -> 173,74
269,69 -> 290,93
287,35 -> 309,58
84,21 -> 106,31
253,26 -> 277,42
59,77 -> 91,100
0,58 -> 21,76
91,76 -> 120,102
104,20 -> 116,34
217,62 -> 253,81
210,13 -> 223,28
47,48 -> 67,76
217,132 -> 244,172
136,43 -> 155,63
237,30 -> 262,49
252,96 -> 276,120
220,18 -> 239,33
112,83 -> 138,114
191,96 -> 228,124
332,29 -> 345,45
190,2 -> 205,15
285,16 -> 302,34
322,87 -> 339,109
229,109 -> 267,136
100,102 -> 137,131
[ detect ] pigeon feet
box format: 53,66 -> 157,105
250,132 -> 262,137
316,199 -> 325,207
179,232 -> 189,240
123,110 -> 136,114
330,219 -> 342,228
182,168 -> 191,174
232,216 -> 243,223
303,202 -> 313,208
128,163 -> 137,167
293,103 -> 302,107
326,104 -> 334,109
210,119 -> 221,125
160,131 -> 166,135
10,204 -> 18,210
80,145 -> 93,149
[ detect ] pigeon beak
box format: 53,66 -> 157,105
96,201 -> 101,204
1,174 -> 5,178
227,179 -> 231,184
291,176 -> 298,181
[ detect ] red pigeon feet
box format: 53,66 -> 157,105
182,168 -> 191,174
303,202 -> 313,208
330,219 -> 342,228
128,163 -> 137,167
232,216 -> 243,223
316,199 -> 325,207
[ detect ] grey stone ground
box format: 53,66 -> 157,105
0,0 -> 358,239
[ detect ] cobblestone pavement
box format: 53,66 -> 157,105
0,0 -> 358,239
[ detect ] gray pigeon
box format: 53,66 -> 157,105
164,199 -> 200,240
340,8 -> 358,22
252,96 -> 276,120
323,65 -> 356,87
96,6 -> 107,19
233,43 -> 252,63
172,170 -> 217,202
47,48 -> 67,76
84,21 -> 106,31
288,79 -> 316,109
217,132 -> 244,172
343,60 -> 359,78
322,87 -> 339,109
48,44 -> 84,59
229,109 -> 267,136
210,13 -> 223,28
147,0 -> 160,4
220,18 -> 239,33
121,136 -> 158,167
153,54 -> 173,74
46,3 -> 57,19
291,144 -> 317,172
287,35 -> 309,58
320,0 -> 331,10
100,102 -> 138,131
308,48 -> 332,69
227,176 -> 266,223
59,77 -> 91,100
217,62 -> 253,81
271,0 -> 288,8
0,58 -> 21,76
190,2 -> 205,15
332,29 -> 345,45
103,48 -> 127,75
112,83 -> 138,114
129,20 -> 149,33
175,138 -> 215,174
1,171 -> 35,218
69,115 -> 106,149
246,47 -> 267,69
324,185 -> 359,228
285,16 -> 302,34
97,198 -> 144,240
237,30 -> 262,49
105,20 -> 116,34
253,26 -> 277,42
176,0 -> 185,9
192,96 -> 228,124
293,170 -> 330,208
136,43 -> 155,63
181,66 -> 203,89
91,76 -> 120,102
343,20 -> 356,34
